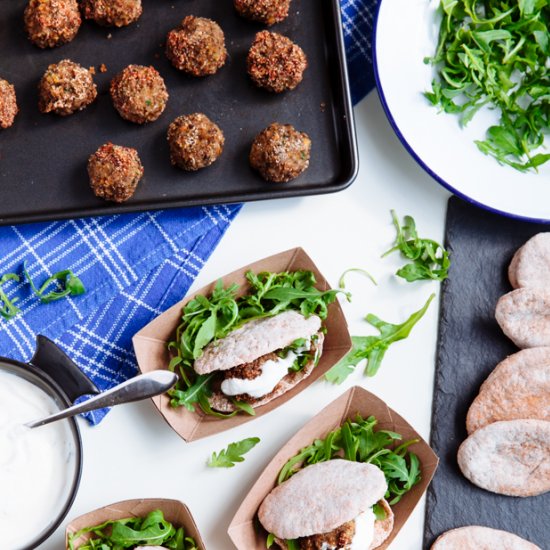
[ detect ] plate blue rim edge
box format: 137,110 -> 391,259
371,0 -> 550,226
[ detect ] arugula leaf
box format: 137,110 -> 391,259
325,294 -> 435,384
23,262 -> 86,303
425,0 -> 550,171
383,211 -> 450,282
338,268 -> 377,288
0,273 -> 20,320
208,437 -> 260,468
266,533 -> 276,548
277,415 -> 421,504
373,502 -> 387,521
67,509 -> 198,550
168,270 -> 346,416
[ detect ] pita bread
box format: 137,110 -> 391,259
495,288 -> 550,348
466,348 -> 550,434
258,460 -> 387,540
431,526 -> 541,549
458,419 -> 550,497
208,332 -> 323,412
480,347 -> 550,390
508,233 -> 550,290
194,311 -> 322,374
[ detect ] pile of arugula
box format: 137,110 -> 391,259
425,0 -> 550,171
168,270 -> 348,416
67,509 -> 197,550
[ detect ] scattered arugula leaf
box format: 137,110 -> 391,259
23,262 -> 86,303
0,273 -> 20,320
208,437 -> 260,468
67,509 -> 198,550
277,414 -> 421,505
325,294 -> 435,384
383,211 -> 449,282
266,533 -> 276,548
338,267 -> 377,288
168,270 -> 348,416
425,0 -> 550,171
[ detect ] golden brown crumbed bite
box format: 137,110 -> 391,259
0,79 -> 18,129
250,123 -> 311,183
38,60 -> 97,116
234,0 -> 291,26
81,0 -> 142,27
165,16 -> 227,77
110,65 -> 168,124
24,0 -> 81,49
247,30 -> 307,93
88,143 -> 144,203
167,113 -> 225,171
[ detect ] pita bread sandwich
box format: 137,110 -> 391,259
258,460 -> 394,550
195,310 -> 325,412
167,269 -> 343,416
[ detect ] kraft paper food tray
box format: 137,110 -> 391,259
228,386 -> 439,550
132,247 -> 352,442
66,498 -> 205,549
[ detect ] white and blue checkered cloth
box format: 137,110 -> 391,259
0,0 -> 377,424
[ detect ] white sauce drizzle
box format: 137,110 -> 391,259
221,339 -> 311,399
0,370 -> 77,549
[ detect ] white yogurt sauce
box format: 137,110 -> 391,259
221,338 -> 313,399
221,352 -> 298,398
320,508 -> 376,550
0,369 -> 78,549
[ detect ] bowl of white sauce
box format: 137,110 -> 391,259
0,336 -> 99,550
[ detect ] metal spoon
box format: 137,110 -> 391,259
26,370 -> 178,429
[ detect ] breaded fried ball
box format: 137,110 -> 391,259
234,0 -> 291,26
165,16 -> 227,77
247,31 -> 307,93
38,60 -> 97,116
88,143 -> 144,203
110,65 -> 168,124
167,113 -> 224,171
24,0 -> 81,49
250,123 -> 311,182
0,79 -> 18,129
81,0 -> 142,27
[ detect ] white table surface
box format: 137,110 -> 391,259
41,90 -> 451,550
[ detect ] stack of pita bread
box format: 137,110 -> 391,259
432,235 -> 550,549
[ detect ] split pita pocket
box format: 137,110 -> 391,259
458,419 -> 550,497
466,347 -> 550,434
228,386 -> 438,550
258,460 -> 394,550
133,248 -> 351,442
431,526 -> 541,550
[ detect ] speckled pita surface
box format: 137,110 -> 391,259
424,197 -> 550,548
258,460 -> 387,540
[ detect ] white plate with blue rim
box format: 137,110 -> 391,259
373,0 -> 550,223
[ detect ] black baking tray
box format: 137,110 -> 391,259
0,0 -> 357,225
424,196 -> 549,548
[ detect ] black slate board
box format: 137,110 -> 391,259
0,0 -> 356,225
424,197 -> 550,549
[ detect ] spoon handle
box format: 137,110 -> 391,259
26,370 -> 178,429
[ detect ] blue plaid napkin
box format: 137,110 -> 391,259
0,0 -> 377,424
341,0 -> 378,105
